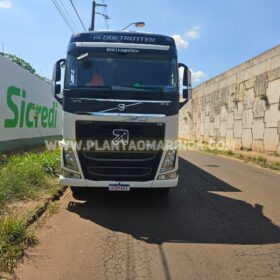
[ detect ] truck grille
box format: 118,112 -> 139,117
76,121 -> 165,181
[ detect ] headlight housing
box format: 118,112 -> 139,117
160,150 -> 177,173
63,146 -> 79,172
158,171 -> 177,180
62,169 -> 81,179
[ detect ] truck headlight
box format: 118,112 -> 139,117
158,171 -> 177,180
63,147 -> 79,172
160,150 -> 177,173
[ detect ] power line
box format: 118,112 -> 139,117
69,0 -> 87,31
103,0 -> 109,30
101,0 -> 107,30
101,0 -> 105,29
58,0 -> 78,30
51,0 -> 75,33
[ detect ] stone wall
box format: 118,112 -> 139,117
179,45 -> 280,153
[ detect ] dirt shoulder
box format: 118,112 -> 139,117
180,139 -> 280,173
0,147 -> 64,276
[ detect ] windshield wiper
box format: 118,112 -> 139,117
133,84 -> 175,92
137,85 -> 177,93
68,85 -> 171,93
69,86 -> 112,91
112,86 -> 164,93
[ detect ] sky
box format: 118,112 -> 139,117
0,0 -> 280,85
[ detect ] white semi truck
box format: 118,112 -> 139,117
53,31 -> 192,195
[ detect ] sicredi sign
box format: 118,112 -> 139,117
4,86 -> 58,129
0,56 -> 62,144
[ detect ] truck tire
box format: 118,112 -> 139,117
71,186 -> 87,200
157,188 -> 170,196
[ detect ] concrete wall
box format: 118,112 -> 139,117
179,45 -> 280,153
0,56 -> 62,152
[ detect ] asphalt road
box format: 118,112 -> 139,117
16,151 -> 280,280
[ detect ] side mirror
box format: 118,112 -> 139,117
179,63 -> 192,101
55,84 -> 61,95
53,59 -> 66,105
53,59 -> 66,82
183,89 -> 189,101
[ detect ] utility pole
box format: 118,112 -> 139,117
90,1 -> 108,31
90,1 -> 96,31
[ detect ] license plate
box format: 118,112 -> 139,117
109,185 -> 130,192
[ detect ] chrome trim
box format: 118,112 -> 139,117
75,42 -> 170,51
101,102 -> 142,113
75,112 -> 166,117
71,98 -> 171,104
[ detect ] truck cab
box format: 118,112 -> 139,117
53,31 -> 191,194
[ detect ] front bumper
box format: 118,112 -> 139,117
59,176 -> 178,189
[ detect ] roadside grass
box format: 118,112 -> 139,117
47,201 -> 60,216
203,147 -> 280,171
32,201 -> 61,231
0,148 -> 61,274
0,217 -> 37,272
0,149 -> 61,208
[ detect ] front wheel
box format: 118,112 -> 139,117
71,186 -> 87,200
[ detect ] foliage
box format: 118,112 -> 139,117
0,216 -> 37,272
0,52 -> 52,84
0,149 -> 61,273
0,149 -> 61,209
202,147 -> 280,171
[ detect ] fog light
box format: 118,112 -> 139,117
160,150 -> 177,173
62,169 -> 81,179
158,171 -> 177,180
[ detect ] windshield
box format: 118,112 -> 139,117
65,53 -> 177,91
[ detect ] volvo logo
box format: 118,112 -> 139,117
112,129 -> 129,145
117,104 -> 126,112
100,101 -> 145,114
